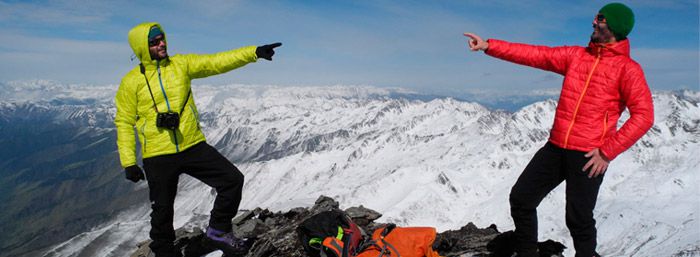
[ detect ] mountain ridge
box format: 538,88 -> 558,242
0,81 -> 697,257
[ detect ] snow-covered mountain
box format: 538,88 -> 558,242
2,81 -> 698,257
0,80 -> 150,257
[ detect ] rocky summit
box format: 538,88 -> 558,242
130,196 -> 564,257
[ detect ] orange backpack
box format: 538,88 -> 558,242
357,224 -> 442,257
297,211 -> 442,257
320,224 -> 442,257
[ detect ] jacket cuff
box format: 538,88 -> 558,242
484,39 -> 504,56
599,146 -> 617,161
121,160 -> 137,169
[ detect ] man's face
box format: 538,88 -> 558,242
591,14 -> 616,43
148,34 -> 168,60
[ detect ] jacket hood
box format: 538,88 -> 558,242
128,22 -> 166,64
588,38 -> 630,57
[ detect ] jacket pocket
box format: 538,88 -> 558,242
599,111 -> 609,142
189,104 -> 200,130
140,122 -> 148,152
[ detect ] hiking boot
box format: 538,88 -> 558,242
203,227 -> 252,256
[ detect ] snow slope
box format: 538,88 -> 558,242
3,81 -> 696,257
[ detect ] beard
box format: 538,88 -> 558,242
591,25 -> 615,43
590,32 -> 603,43
150,46 -> 168,61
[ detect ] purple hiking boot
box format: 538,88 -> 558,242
203,227 -> 252,256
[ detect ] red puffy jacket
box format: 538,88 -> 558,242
486,39 -> 654,160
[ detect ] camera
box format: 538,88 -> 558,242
156,112 -> 180,130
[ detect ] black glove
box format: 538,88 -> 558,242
124,165 -> 145,183
256,42 -> 282,61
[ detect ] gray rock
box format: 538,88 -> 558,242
232,208 -> 260,226
344,205 -> 382,227
131,195 -> 565,257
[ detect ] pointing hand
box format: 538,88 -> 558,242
256,42 -> 282,61
463,33 -> 489,52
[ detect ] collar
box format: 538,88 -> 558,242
587,38 -> 631,57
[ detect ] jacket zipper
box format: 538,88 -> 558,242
599,111 -> 609,142
564,47 -> 602,148
157,61 -> 179,152
156,61 -> 172,111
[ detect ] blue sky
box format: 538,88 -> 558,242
0,0 -> 698,97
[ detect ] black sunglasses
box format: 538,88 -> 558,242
148,36 -> 165,47
595,14 -> 607,23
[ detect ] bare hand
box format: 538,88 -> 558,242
583,148 -> 609,178
463,33 -> 489,51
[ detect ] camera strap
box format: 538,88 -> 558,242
140,63 -> 161,113
140,63 -> 191,115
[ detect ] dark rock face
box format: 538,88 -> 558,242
130,196 -> 565,257
433,223 -> 500,256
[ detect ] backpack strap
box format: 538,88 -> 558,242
321,237 -> 344,257
341,228 -> 351,257
380,224 -> 396,237
320,226 -> 350,257
356,224 -> 400,257
378,238 -> 400,257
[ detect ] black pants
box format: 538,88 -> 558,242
510,142 -> 604,257
143,142 -> 244,257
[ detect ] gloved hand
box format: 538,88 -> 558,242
124,165 -> 145,183
256,42 -> 282,61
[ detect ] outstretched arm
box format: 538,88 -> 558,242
463,32 -> 577,75
185,43 -> 282,79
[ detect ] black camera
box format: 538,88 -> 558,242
156,112 -> 180,130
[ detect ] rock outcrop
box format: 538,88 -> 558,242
131,196 -> 564,257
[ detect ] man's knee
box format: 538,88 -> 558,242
509,185 -> 533,210
225,165 -> 244,185
215,165 -> 244,193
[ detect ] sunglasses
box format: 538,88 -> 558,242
148,36 -> 165,47
595,14 -> 607,24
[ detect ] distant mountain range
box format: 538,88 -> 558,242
1,80 -> 698,257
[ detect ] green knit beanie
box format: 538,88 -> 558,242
598,3 -> 635,40
148,25 -> 163,41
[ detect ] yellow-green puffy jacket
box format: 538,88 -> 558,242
115,22 -> 258,168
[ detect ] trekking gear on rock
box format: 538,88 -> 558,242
297,210 -> 364,257
356,224 -> 442,257
297,210 -> 442,257
124,165 -> 145,182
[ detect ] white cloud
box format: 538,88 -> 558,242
0,30 -> 132,84
0,0 -> 110,25
633,48 -> 700,90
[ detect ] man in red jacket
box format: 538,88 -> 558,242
464,3 -> 654,257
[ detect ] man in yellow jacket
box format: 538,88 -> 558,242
114,22 -> 281,257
